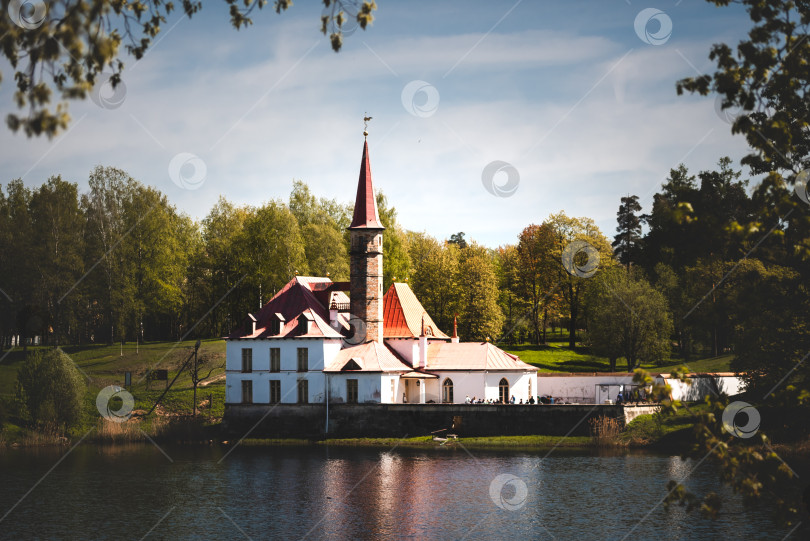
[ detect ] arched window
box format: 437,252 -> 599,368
442,378 -> 454,403
499,378 -> 509,404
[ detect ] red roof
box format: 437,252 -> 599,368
383,283 -> 449,339
228,276 -> 346,339
348,140 -> 384,230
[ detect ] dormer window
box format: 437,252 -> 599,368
271,313 -> 285,335
247,313 -> 257,335
297,312 -> 314,335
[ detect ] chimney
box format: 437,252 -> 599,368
418,314 -> 428,369
329,299 -> 339,328
451,314 -> 460,344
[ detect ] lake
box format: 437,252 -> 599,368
0,443 -> 794,540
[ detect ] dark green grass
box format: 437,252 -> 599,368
502,331 -> 733,374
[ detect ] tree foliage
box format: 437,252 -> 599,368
585,268 -> 673,371
612,195 -> 642,271
15,348 -> 86,428
515,223 -> 558,344
0,0 -> 378,138
545,211 -> 614,348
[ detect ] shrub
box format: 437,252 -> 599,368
15,349 -> 86,429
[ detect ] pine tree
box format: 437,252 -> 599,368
612,195 -> 642,272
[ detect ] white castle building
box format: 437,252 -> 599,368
225,137 -> 537,406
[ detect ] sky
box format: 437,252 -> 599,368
0,0 -> 757,247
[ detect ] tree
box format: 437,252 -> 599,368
677,1 -> 810,178
448,232 -> 468,249
238,200 -> 308,312
726,259 -> 810,396
455,243 -> 503,341
407,231 -> 459,333
290,180 -> 350,280
494,244 -> 525,344
656,2 -> 810,527
586,268 -> 673,371
82,166 -> 138,344
515,224 -> 558,344
29,176 -> 85,346
189,350 -> 222,417
641,159 -> 753,358
15,348 -> 86,428
545,212 -> 614,348
612,195 -> 642,272
302,222 -> 349,280
200,197 -> 250,336
0,0 -> 378,138
1,180 -> 35,355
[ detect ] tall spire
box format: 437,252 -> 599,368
349,139 -> 384,230
349,130 -> 385,343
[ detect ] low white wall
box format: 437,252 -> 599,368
537,374 -> 745,404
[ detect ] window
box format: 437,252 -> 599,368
442,378 -> 454,404
269,380 -> 281,404
297,379 -> 309,404
270,348 -> 280,372
297,348 -> 308,372
499,378 -> 509,404
241,348 -> 252,373
241,380 -> 253,404
347,379 -> 358,404
390,379 -> 395,402
528,378 -> 532,399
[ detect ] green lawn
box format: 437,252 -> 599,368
501,331 -> 733,374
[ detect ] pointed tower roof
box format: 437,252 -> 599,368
349,140 -> 385,230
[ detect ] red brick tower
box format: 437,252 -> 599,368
348,136 -> 384,343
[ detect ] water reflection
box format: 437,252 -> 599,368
0,445 -> 793,540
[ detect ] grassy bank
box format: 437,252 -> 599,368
0,339 -> 226,446
0,336 -> 731,448
219,435 -> 594,450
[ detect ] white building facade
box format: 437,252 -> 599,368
225,138 -> 538,409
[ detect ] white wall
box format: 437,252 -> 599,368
665,375 -> 745,401
225,338 -> 342,404
425,371 -> 537,403
537,374 -> 745,404
386,339 -> 418,366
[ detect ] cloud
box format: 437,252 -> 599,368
0,5 -> 753,249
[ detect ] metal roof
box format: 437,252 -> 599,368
425,342 -> 536,371
228,276 -> 345,340
348,140 -> 384,230
382,283 -> 449,339
324,341 -> 412,373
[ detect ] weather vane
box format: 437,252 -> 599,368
363,113 -> 372,137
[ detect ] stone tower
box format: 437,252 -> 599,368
348,138 -> 385,343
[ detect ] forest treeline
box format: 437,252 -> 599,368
1,156 -> 808,394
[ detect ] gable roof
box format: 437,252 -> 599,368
348,140 -> 384,230
425,342 -> 536,371
382,283 -> 449,339
324,341 -> 412,373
